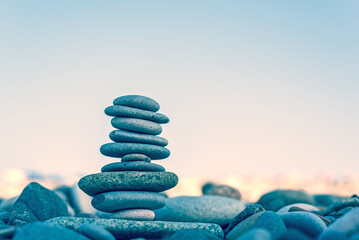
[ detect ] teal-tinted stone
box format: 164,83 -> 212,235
110,130 -> 168,146
78,223 -> 115,240
113,95 -> 160,112
111,117 -> 162,135
105,105 -> 169,123
78,172 -> 178,197
101,162 -> 165,172
100,143 -> 170,160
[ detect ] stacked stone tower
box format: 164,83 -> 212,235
78,95 -> 178,220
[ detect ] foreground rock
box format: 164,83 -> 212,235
154,195 -> 245,227
9,182 -> 69,225
46,217 -> 224,239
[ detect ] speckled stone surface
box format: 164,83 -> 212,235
225,203 -> 265,235
111,209 -> 155,221
323,197 -> 359,216
105,105 -> 169,123
109,130 -> 168,146
78,223 -> 115,240
111,117 -> 162,135
225,212 -> 265,240
154,195 -> 245,227
101,162 -> 165,172
100,143 -> 170,160
46,217 -> 224,240
91,191 -> 166,212
121,153 -> 152,162
254,211 -> 286,239
277,203 -> 320,214
113,95 -> 160,112
78,171 -> 178,196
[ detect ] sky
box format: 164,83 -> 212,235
0,1 -> 358,180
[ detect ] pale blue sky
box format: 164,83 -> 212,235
0,1 -> 358,178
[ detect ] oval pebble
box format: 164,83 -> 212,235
79,171 -> 178,196
78,223 -> 115,240
100,143 -> 170,160
113,95 -> 160,112
324,197 -> 359,216
101,162 -> 165,172
280,211 -> 327,239
236,228 -> 272,240
105,105 -> 169,123
121,153 -> 151,162
277,203 -> 320,214
110,130 -> 168,146
111,209 -> 155,221
111,117 -> 162,135
91,191 -> 167,212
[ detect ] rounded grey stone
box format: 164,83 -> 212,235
78,223 -> 115,240
46,217 -> 224,240
225,203 -> 265,236
101,162 -> 165,172
105,105 -> 169,123
100,143 -> 170,160
13,222 -> 89,240
91,191 -> 166,212
112,209 -> 155,221
113,95 -> 160,112
236,228 -> 272,240
154,195 -> 245,227
78,172 -> 178,197
225,212 -> 264,240
110,130 -> 168,146
254,211 -> 286,239
121,153 -> 151,162
280,212 -> 327,239
277,203 -> 320,214
202,183 -> 241,200
111,117 -> 162,135
324,197 -> 359,216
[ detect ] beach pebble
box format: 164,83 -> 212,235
324,197 -> 359,216
78,223 -> 115,240
257,190 -> 314,211
0,211 -> 10,224
254,211 -> 286,239
202,182 -> 241,200
9,182 -> 69,225
154,195 -> 245,227
113,95 -> 160,112
13,222 -> 89,240
278,228 -> 313,240
121,153 -> 152,162
79,171 -> 178,197
100,142 -> 170,160
165,229 -> 222,240
110,130 -> 168,147
225,212 -> 264,240
111,209 -> 155,221
105,105 -> 169,123
47,217 -> 224,239
91,191 -> 166,212
277,203 -> 320,214
225,203 -> 265,235
314,194 -> 344,207
280,211 -> 327,239
235,228 -> 272,240
101,161 -> 165,172
111,117 -> 162,135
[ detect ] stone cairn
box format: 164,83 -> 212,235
78,95 -> 179,221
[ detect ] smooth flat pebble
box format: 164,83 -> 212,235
9,182 -> 69,225
280,211 -> 327,239
100,143 -> 170,160
324,197 -> 359,216
101,161 -> 165,172
257,189 -> 314,211
78,223 -> 115,240
79,171 -> 178,197
121,153 -> 152,162
111,117 -> 162,135
111,209 -> 155,221
46,217 -> 224,240
202,182 -> 241,200
225,203 -> 265,236
91,191 -> 166,212
154,195 -> 245,227
235,228 -> 272,240
165,229 -> 222,240
225,212 -> 264,240
13,222 -> 89,240
319,207 -> 359,240
254,211 -> 286,239
110,130 -> 168,146
105,105 -> 169,123
113,95 -> 160,112
277,203 -> 320,214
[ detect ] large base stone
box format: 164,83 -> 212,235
46,217 -> 224,240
